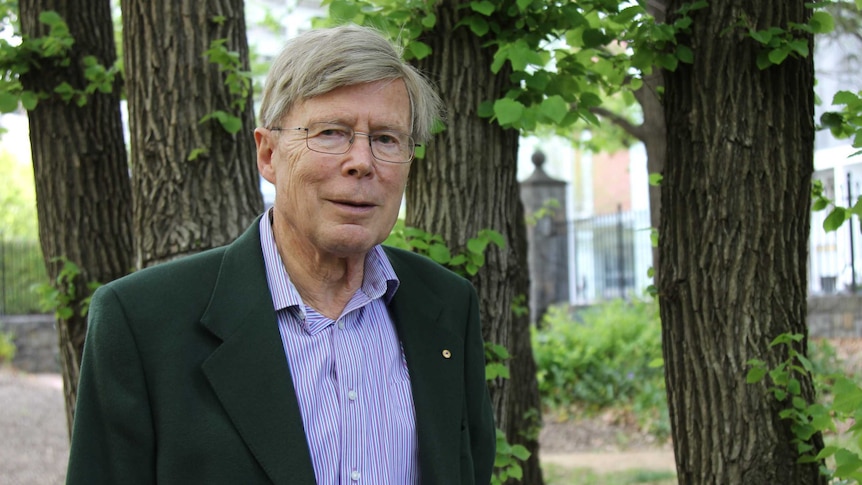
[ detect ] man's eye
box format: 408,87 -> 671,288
317,128 -> 349,138
374,133 -> 399,145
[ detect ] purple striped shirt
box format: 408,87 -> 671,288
259,215 -> 419,484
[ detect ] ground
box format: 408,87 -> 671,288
0,365 -> 676,485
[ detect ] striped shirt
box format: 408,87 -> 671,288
259,215 -> 419,484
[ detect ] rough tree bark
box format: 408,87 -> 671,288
411,2 -> 544,483
18,0 -> 133,436
660,1 -> 825,483
122,0 -> 262,268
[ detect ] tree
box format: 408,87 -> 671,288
659,1 -> 825,482
122,0 -> 262,267
7,0 -> 263,433
17,0 -> 133,435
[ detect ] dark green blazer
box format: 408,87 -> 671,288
66,219 -> 495,484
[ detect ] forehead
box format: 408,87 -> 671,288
288,80 -> 411,129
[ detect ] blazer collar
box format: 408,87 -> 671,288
200,218 -> 316,484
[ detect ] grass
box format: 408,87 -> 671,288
543,464 -> 676,485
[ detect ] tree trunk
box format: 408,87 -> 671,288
411,3 -> 544,484
122,0 -> 262,267
660,1 -> 824,483
18,0 -> 133,436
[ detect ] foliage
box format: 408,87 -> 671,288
319,0 -> 702,135
747,334 -> 862,483
742,9 -> 834,69
821,90 -> 862,158
200,19 -> 253,136
384,220 -> 505,277
32,258 -> 100,320
532,299 -> 668,437
0,147 -> 37,239
0,9 -> 120,111
0,328 -> 15,364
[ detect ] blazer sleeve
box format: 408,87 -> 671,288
464,282 -> 496,484
66,285 -> 156,485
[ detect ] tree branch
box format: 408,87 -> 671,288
589,105 -> 648,141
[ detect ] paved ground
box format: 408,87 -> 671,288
0,366 -> 675,484
0,367 -> 68,485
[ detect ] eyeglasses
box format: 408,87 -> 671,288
269,122 -> 418,164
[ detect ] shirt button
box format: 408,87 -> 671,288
351,470 -> 361,481
337,321 -> 345,330
347,390 -> 357,401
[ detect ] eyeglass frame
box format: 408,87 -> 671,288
268,122 -> 421,164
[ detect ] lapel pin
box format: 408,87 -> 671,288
442,349 -> 452,359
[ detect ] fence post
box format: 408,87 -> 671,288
848,172 -> 857,294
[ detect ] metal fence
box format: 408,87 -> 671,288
0,237 -> 48,315
567,205 -> 862,304
569,208 -> 654,304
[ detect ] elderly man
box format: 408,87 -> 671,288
66,24 -> 495,485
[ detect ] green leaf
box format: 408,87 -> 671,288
428,244 -> 452,264
756,52 -> 772,70
421,14 -> 436,28
649,173 -> 663,186
768,46 -> 790,65
188,147 -> 208,161
538,95 -> 568,124
789,39 -> 809,58
0,91 -> 18,113
749,29 -> 773,45
676,44 -> 694,64
823,207 -> 847,232
746,366 -> 768,384
220,114 -> 243,134
486,362 -> 511,380
20,91 -> 39,110
465,16 -> 490,37
656,53 -> 678,71
809,11 -> 835,34
834,91 -> 859,106
470,1 -> 495,16
493,98 -> 526,126
407,41 -> 432,60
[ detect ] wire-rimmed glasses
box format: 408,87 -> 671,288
270,122 -> 418,164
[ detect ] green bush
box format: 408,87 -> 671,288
532,298 -> 668,436
0,329 -> 16,364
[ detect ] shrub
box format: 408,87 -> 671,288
0,329 -> 16,365
532,298 -> 668,436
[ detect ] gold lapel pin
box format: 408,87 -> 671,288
442,349 -> 452,359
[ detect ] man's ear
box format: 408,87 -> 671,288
255,128 -> 276,184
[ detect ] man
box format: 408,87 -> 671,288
66,24 -> 496,484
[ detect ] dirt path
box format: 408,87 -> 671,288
0,366 -> 675,484
0,367 -> 68,485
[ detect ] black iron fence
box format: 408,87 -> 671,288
569,207 -> 654,303
0,237 -> 48,315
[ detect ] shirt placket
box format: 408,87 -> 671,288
334,309 -> 365,483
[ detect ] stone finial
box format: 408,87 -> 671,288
532,150 -> 546,169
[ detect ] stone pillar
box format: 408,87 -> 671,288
520,150 -> 569,324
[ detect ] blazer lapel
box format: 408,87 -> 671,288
200,221 -> 316,484
386,249 -> 464,483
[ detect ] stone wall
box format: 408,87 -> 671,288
1,295 -> 861,374
0,314 -> 59,373
808,294 -> 862,338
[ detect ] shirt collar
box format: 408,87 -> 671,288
259,209 -> 400,315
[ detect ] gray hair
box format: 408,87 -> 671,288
258,24 -> 442,143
